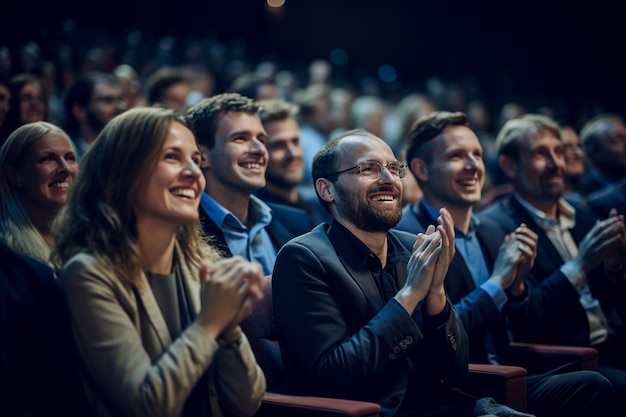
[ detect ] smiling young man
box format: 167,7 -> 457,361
186,93 -> 309,275
395,111 -> 613,417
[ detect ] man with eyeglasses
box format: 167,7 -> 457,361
395,111 -> 613,417
63,72 -> 127,162
272,128 -> 531,417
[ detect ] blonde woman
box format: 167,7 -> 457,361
51,107 -> 265,417
0,121 -> 77,263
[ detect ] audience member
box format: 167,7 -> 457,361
0,73 -> 50,143
0,76 -> 10,136
51,106 -> 265,417
0,121 -> 77,263
144,66 -> 191,113
292,83 -> 334,188
63,72 -> 127,161
186,93 -> 309,276
560,125 -> 586,203
478,114 -> 626,400
256,97 -> 331,227
114,63 -> 143,109
273,128 -> 530,417
579,114 -> 626,194
0,241 -> 89,417
396,110 -> 613,417
587,177 -> 626,219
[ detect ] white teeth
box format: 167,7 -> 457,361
243,162 -> 261,169
50,181 -> 69,188
372,195 -> 394,201
173,189 -> 195,198
458,180 -> 476,186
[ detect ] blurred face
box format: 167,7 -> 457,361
593,119 -> 626,177
505,130 -> 565,206
134,122 -> 204,228
0,83 -> 10,127
159,82 -> 191,113
330,136 -> 403,232
205,111 -> 268,195
9,132 -> 77,212
561,126 -> 585,178
19,81 -> 47,123
416,125 -> 484,210
264,117 -> 304,188
85,83 -> 127,131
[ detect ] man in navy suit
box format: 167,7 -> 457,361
186,93 -> 310,275
395,111 -> 612,417
479,113 -> 626,408
273,128 -> 533,417
0,242 -> 89,416
587,177 -> 626,219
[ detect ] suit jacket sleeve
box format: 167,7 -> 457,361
58,253 -> 264,417
272,231 -> 468,402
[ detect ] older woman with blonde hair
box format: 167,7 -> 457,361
51,106 -> 265,417
0,121 -> 77,263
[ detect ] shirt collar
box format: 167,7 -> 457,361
512,192 -> 576,230
200,192 -> 273,230
419,198 -> 480,237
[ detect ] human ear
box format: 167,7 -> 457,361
198,144 -> 210,169
498,155 -> 517,180
410,158 -> 428,183
315,178 -> 334,203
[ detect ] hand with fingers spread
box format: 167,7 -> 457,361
195,256 -> 264,341
570,211 -> 626,273
602,209 -> 626,272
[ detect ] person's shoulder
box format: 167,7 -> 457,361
57,251 -> 109,286
0,242 -> 52,275
0,242 -> 55,294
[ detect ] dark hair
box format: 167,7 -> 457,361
185,92 -> 259,149
144,67 -> 186,106
312,128 -> 376,211
580,113 -> 624,152
63,72 -> 119,135
404,111 -> 469,164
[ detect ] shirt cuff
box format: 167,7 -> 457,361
561,261 -> 587,293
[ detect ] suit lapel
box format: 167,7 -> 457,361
135,271 -> 172,349
327,224 -> 386,311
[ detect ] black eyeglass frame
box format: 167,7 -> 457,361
325,160 -> 408,181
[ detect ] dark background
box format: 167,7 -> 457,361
1,0 -> 625,118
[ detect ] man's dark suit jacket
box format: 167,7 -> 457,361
0,243 -> 89,416
478,194 -> 626,347
199,197 -> 312,257
587,177 -> 626,219
273,222 -> 469,417
396,201 -> 516,365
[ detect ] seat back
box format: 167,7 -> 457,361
241,275 -> 284,392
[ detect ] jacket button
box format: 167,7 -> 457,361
447,331 -> 457,351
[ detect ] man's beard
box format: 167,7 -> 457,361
336,188 -> 403,232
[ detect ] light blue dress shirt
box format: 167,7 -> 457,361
200,192 -> 277,275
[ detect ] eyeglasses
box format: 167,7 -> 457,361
326,160 -> 408,181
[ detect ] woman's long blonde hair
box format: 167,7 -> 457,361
0,121 -> 73,263
51,107 -> 219,286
